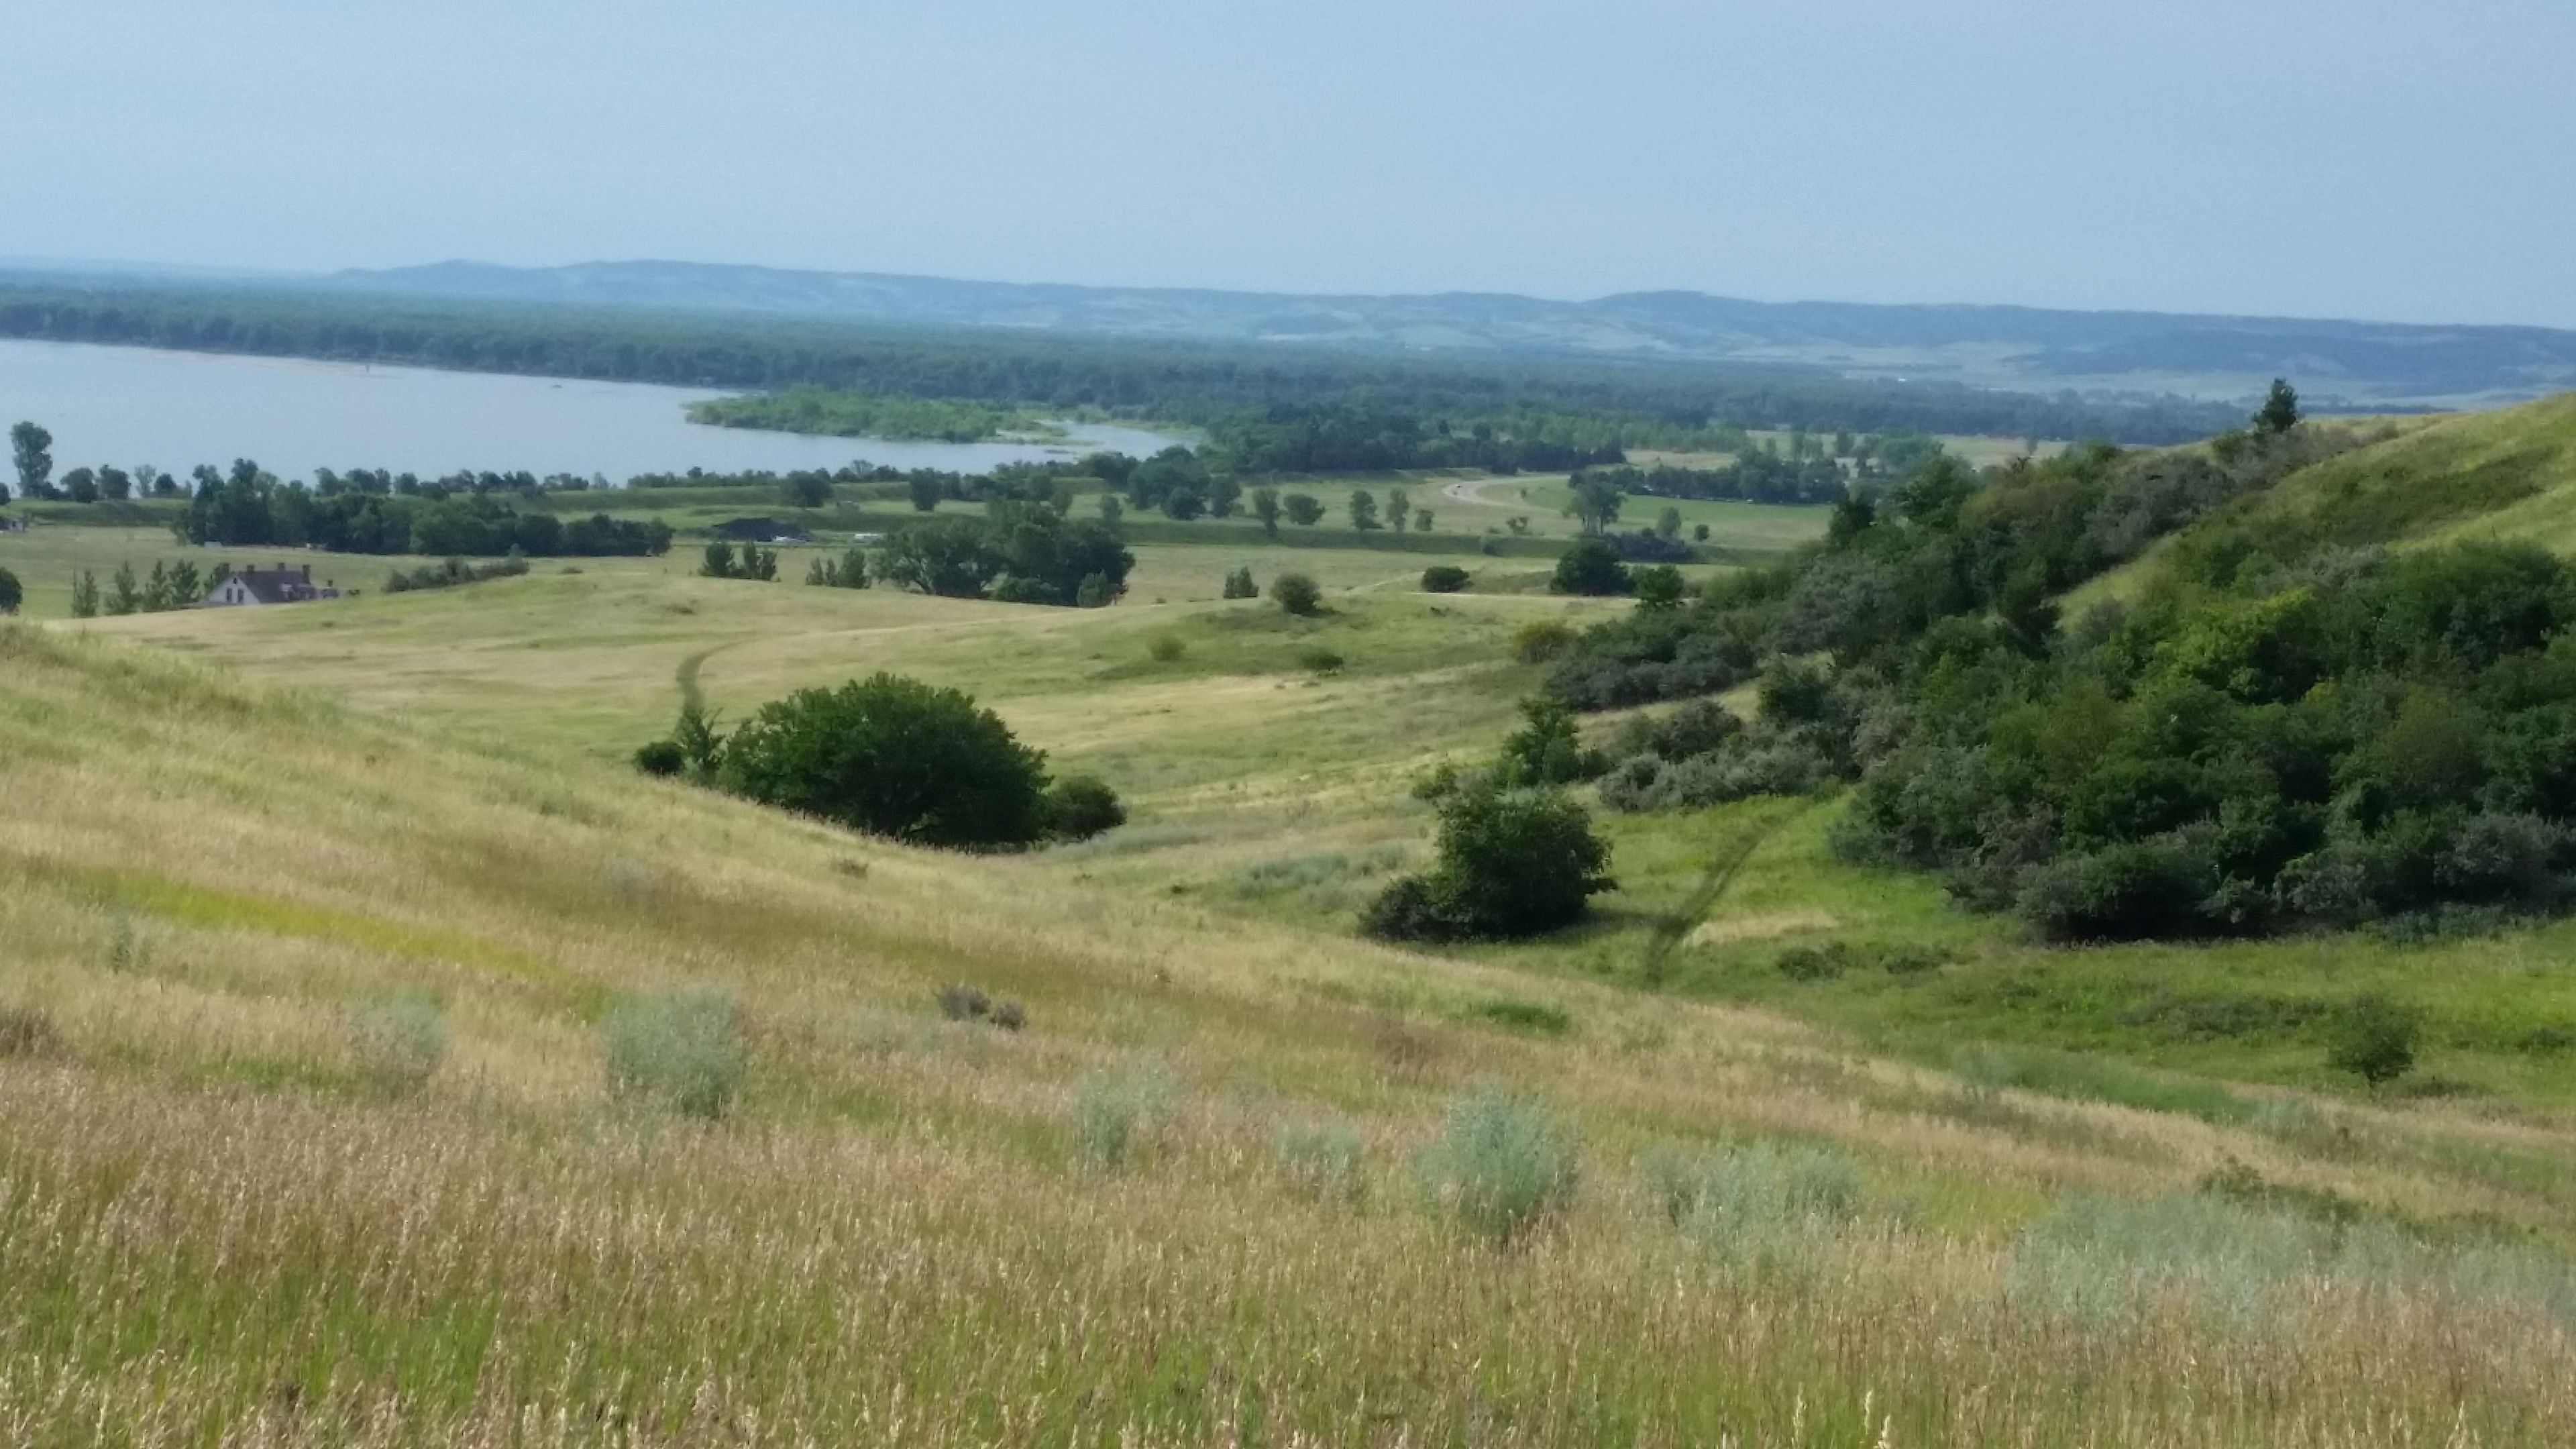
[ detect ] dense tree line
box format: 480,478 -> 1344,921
172,460 -> 672,556
1201,407 -> 1628,475
1578,456 -> 1849,507
0,279 -> 2241,445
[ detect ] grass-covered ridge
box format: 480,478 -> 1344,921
8,617 -> 2576,1444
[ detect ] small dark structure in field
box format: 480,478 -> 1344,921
712,517 -> 814,545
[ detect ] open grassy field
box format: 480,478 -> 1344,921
7,417 -> 2576,1442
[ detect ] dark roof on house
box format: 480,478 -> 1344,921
225,569 -> 323,604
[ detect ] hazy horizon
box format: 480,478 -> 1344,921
11,0 -> 2573,329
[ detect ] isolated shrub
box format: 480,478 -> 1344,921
1271,572 -> 1324,616
1073,1058 -> 1181,1170
669,700 -> 727,780
2009,1192 -> 2318,1327
632,739 -> 686,777
1497,697 -> 1605,785
936,983 -> 1028,1031
604,989 -> 746,1120
1358,875 -> 1448,941
1147,632 -> 1188,663
1776,943 -> 1854,981
718,674 -> 1049,848
345,998 -> 449,1093
1043,773 -> 1127,841
1273,1114 -> 1366,1199
1420,565 -> 1471,594
1469,998 -> 1573,1036
1222,566 -> 1258,600
2326,994 -> 2420,1086
1509,619 -> 1578,664
1295,645 -> 1345,674
1282,492 -> 1326,527
0,567 -> 21,614
1415,1082 -> 1580,1244
0,1006 -> 56,1058
937,983 -> 994,1022
1364,786 -> 1613,942
1550,537 -> 1632,596
1646,1142 -> 1865,1235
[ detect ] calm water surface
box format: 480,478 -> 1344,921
0,339 -> 1177,480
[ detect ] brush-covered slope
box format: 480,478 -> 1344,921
6,623 -> 2576,1445
2082,391 -> 2576,605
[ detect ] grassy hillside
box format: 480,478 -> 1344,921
10,619 -> 2576,1446
2068,398 -> 2575,610
11,410 -> 2576,1442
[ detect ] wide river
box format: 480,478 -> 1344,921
0,339 -> 1178,481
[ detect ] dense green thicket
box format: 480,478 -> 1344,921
651,673 -> 1121,849
714,675 -> 1055,848
873,501 -> 1132,607
1555,418 -> 2576,940
0,279 -> 2239,444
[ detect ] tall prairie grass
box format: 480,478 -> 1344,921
4,623 -> 2575,1444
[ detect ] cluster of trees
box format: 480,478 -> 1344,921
7,422 -> 177,505
875,500 -> 1132,607
1548,384 -> 2576,941
804,547 -> 870,588
1084,447 -> 1241,520
686,386 -> 1051,443
635,673 -> 1123,850
698,541 -> 779,580
1202,407 -> 1629,475
171,461 -> 673,557
0,280 -> 2243,445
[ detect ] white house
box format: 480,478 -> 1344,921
203,563 -> 344,607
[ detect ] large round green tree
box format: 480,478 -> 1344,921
717,674 -> 1049,847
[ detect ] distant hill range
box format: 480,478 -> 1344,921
309,260 -> 2576,413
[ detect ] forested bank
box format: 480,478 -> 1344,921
0,277 -> 2240,445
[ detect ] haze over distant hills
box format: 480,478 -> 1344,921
311,260 -> 2576,413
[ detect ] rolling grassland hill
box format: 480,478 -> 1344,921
9,618 -> 2576,1446
6,400 -> 2576,1442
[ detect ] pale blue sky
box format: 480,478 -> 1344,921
8,0 -> 2571,326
